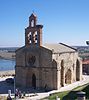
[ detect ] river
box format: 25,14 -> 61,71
0,59 -> 15,71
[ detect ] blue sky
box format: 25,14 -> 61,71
0,0 -> 89,47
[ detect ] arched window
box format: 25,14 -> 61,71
34,31 -> 38,43
31,20 -> 34,27
28,32 -> 32,44
32,31 -> 38,44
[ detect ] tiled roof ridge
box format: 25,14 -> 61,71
59,43 -> 77,51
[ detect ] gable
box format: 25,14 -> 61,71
16,44 -> 52,55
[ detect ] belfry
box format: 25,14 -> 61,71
25,13 -> 43,46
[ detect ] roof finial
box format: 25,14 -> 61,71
30,11 -> 37,18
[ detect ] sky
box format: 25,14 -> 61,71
0,0 -> 89,47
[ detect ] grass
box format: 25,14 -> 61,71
47,91 -> 69,100
83,84 -> 89,99
42,83 -> 89,100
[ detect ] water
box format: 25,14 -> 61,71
0,59 -> 15,71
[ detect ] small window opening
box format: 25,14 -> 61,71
31,20 -> 34,27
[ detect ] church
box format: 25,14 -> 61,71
15,13 -> 82,90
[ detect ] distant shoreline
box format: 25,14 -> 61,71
0,52 -> 15,60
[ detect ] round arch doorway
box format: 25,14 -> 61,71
65,69 -> 71,84
32,74 -> 36,89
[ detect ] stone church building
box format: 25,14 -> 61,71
15,13 -> 82,90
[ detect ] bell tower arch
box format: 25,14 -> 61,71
25,13 -> 43,46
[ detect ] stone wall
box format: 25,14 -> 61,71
52,52 -> 82,87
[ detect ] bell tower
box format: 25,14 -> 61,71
25,13 -> 43,46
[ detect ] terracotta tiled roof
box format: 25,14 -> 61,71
82,60 -> 89,64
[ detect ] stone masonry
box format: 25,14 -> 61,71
15,13 -> 82,90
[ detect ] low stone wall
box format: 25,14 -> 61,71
0,70 -> 15,77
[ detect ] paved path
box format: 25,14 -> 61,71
0,75 -> 89,100
19,75 -> 89,100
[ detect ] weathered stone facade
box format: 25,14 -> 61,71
15,13 -> 82,90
